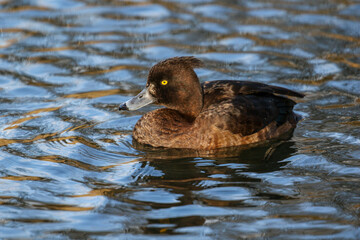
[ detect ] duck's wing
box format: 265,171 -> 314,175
201,80 -> 304,137
202,80 -> 304,101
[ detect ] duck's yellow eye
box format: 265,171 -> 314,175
161,80 -> 168,85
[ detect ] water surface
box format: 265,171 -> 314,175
0,0 -> 360,239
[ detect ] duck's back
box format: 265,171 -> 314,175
192,80 -> 304,149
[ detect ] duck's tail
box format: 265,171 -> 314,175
294,113 -> 303,123
274,96 -> 299,126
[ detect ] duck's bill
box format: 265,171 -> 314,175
119,87 -> 154,111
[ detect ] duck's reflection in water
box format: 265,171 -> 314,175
133,136 -> 297,181
100,137 -> 298,234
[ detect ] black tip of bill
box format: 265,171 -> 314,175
119,103 -> 129,111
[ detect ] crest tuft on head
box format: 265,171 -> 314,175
151,56 -> 203,70
161,56 -> 203,68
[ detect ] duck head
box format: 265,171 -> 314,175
119,56 -> 204,120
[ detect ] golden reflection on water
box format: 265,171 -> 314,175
81,65 -> 144,75
4,106 -> 61,130
36,155 -> 104,171
317,102 -> 358,109
0,5 -> 50,12
34,46 -> 78,53
70,188 -> 120,198
63,89 -> 121,99
342,120 -> 360,126
32,203 -> 94,212
4,115 -> 40,130
0,176 -> 48,181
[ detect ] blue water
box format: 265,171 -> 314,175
0,0 -> 359,239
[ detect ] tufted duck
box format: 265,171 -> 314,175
119,56 -> 304,150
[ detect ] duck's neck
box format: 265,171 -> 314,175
180,100 -> 203,121
173,82 -> 203,121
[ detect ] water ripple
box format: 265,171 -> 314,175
0,0 -> 359,239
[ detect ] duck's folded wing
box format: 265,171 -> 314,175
202,80 -> 304,101
201,81 -> 304,137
